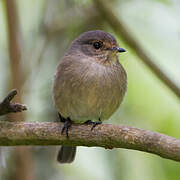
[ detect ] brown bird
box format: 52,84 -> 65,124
53,30 -> 127,163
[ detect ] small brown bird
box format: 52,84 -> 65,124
53,30 -> 127,163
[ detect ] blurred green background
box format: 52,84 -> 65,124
0,0 -> 180,180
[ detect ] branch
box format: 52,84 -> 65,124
0,122 -> 179,162
94,0 -> 180,98
5,0 -> 24,90
0,90 -> 27,116
4,1 -> 35,179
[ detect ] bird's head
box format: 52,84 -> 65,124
68,30 -> 126,65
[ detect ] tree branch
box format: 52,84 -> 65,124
0,90 -> 27,116
94,0 -> 180,98
0,121 -> 179,162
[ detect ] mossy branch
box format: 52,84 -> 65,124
0,121 -> 179,162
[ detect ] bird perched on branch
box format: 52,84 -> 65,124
53,30 -> 127,163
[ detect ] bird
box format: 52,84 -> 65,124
53,30 -> 127,163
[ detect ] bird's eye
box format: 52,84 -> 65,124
93,42 -> 102,49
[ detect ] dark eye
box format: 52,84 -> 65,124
93,42 -> 102,49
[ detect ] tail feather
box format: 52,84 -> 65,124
57,146 -> 76,163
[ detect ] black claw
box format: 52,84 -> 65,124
84,119 -> 102,131
91,121 -> 102,131
58,113 -> 66,122
61,117 -> 72,138
85,120 -> 93,124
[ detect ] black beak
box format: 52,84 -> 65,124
115,47 -> 126,53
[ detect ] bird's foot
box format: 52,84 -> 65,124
58,113 -> 66,122
84,120 -> 93,125
91,121 -> 102,131
85,119 -> 102,131
61,117 -> 72,138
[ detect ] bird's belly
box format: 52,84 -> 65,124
57,88 -> 122,123
68,90 -> 122,123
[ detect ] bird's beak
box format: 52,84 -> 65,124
112,47 -> 126,53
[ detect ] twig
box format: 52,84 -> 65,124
94,0 -> 180,98
0,122 -> 179,162
0,90 -> 27,116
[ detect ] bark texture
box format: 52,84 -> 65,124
0,122 -> 179,162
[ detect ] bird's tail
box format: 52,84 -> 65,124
57,146 -> 76,163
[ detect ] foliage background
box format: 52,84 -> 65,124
0,0 -> 180,179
